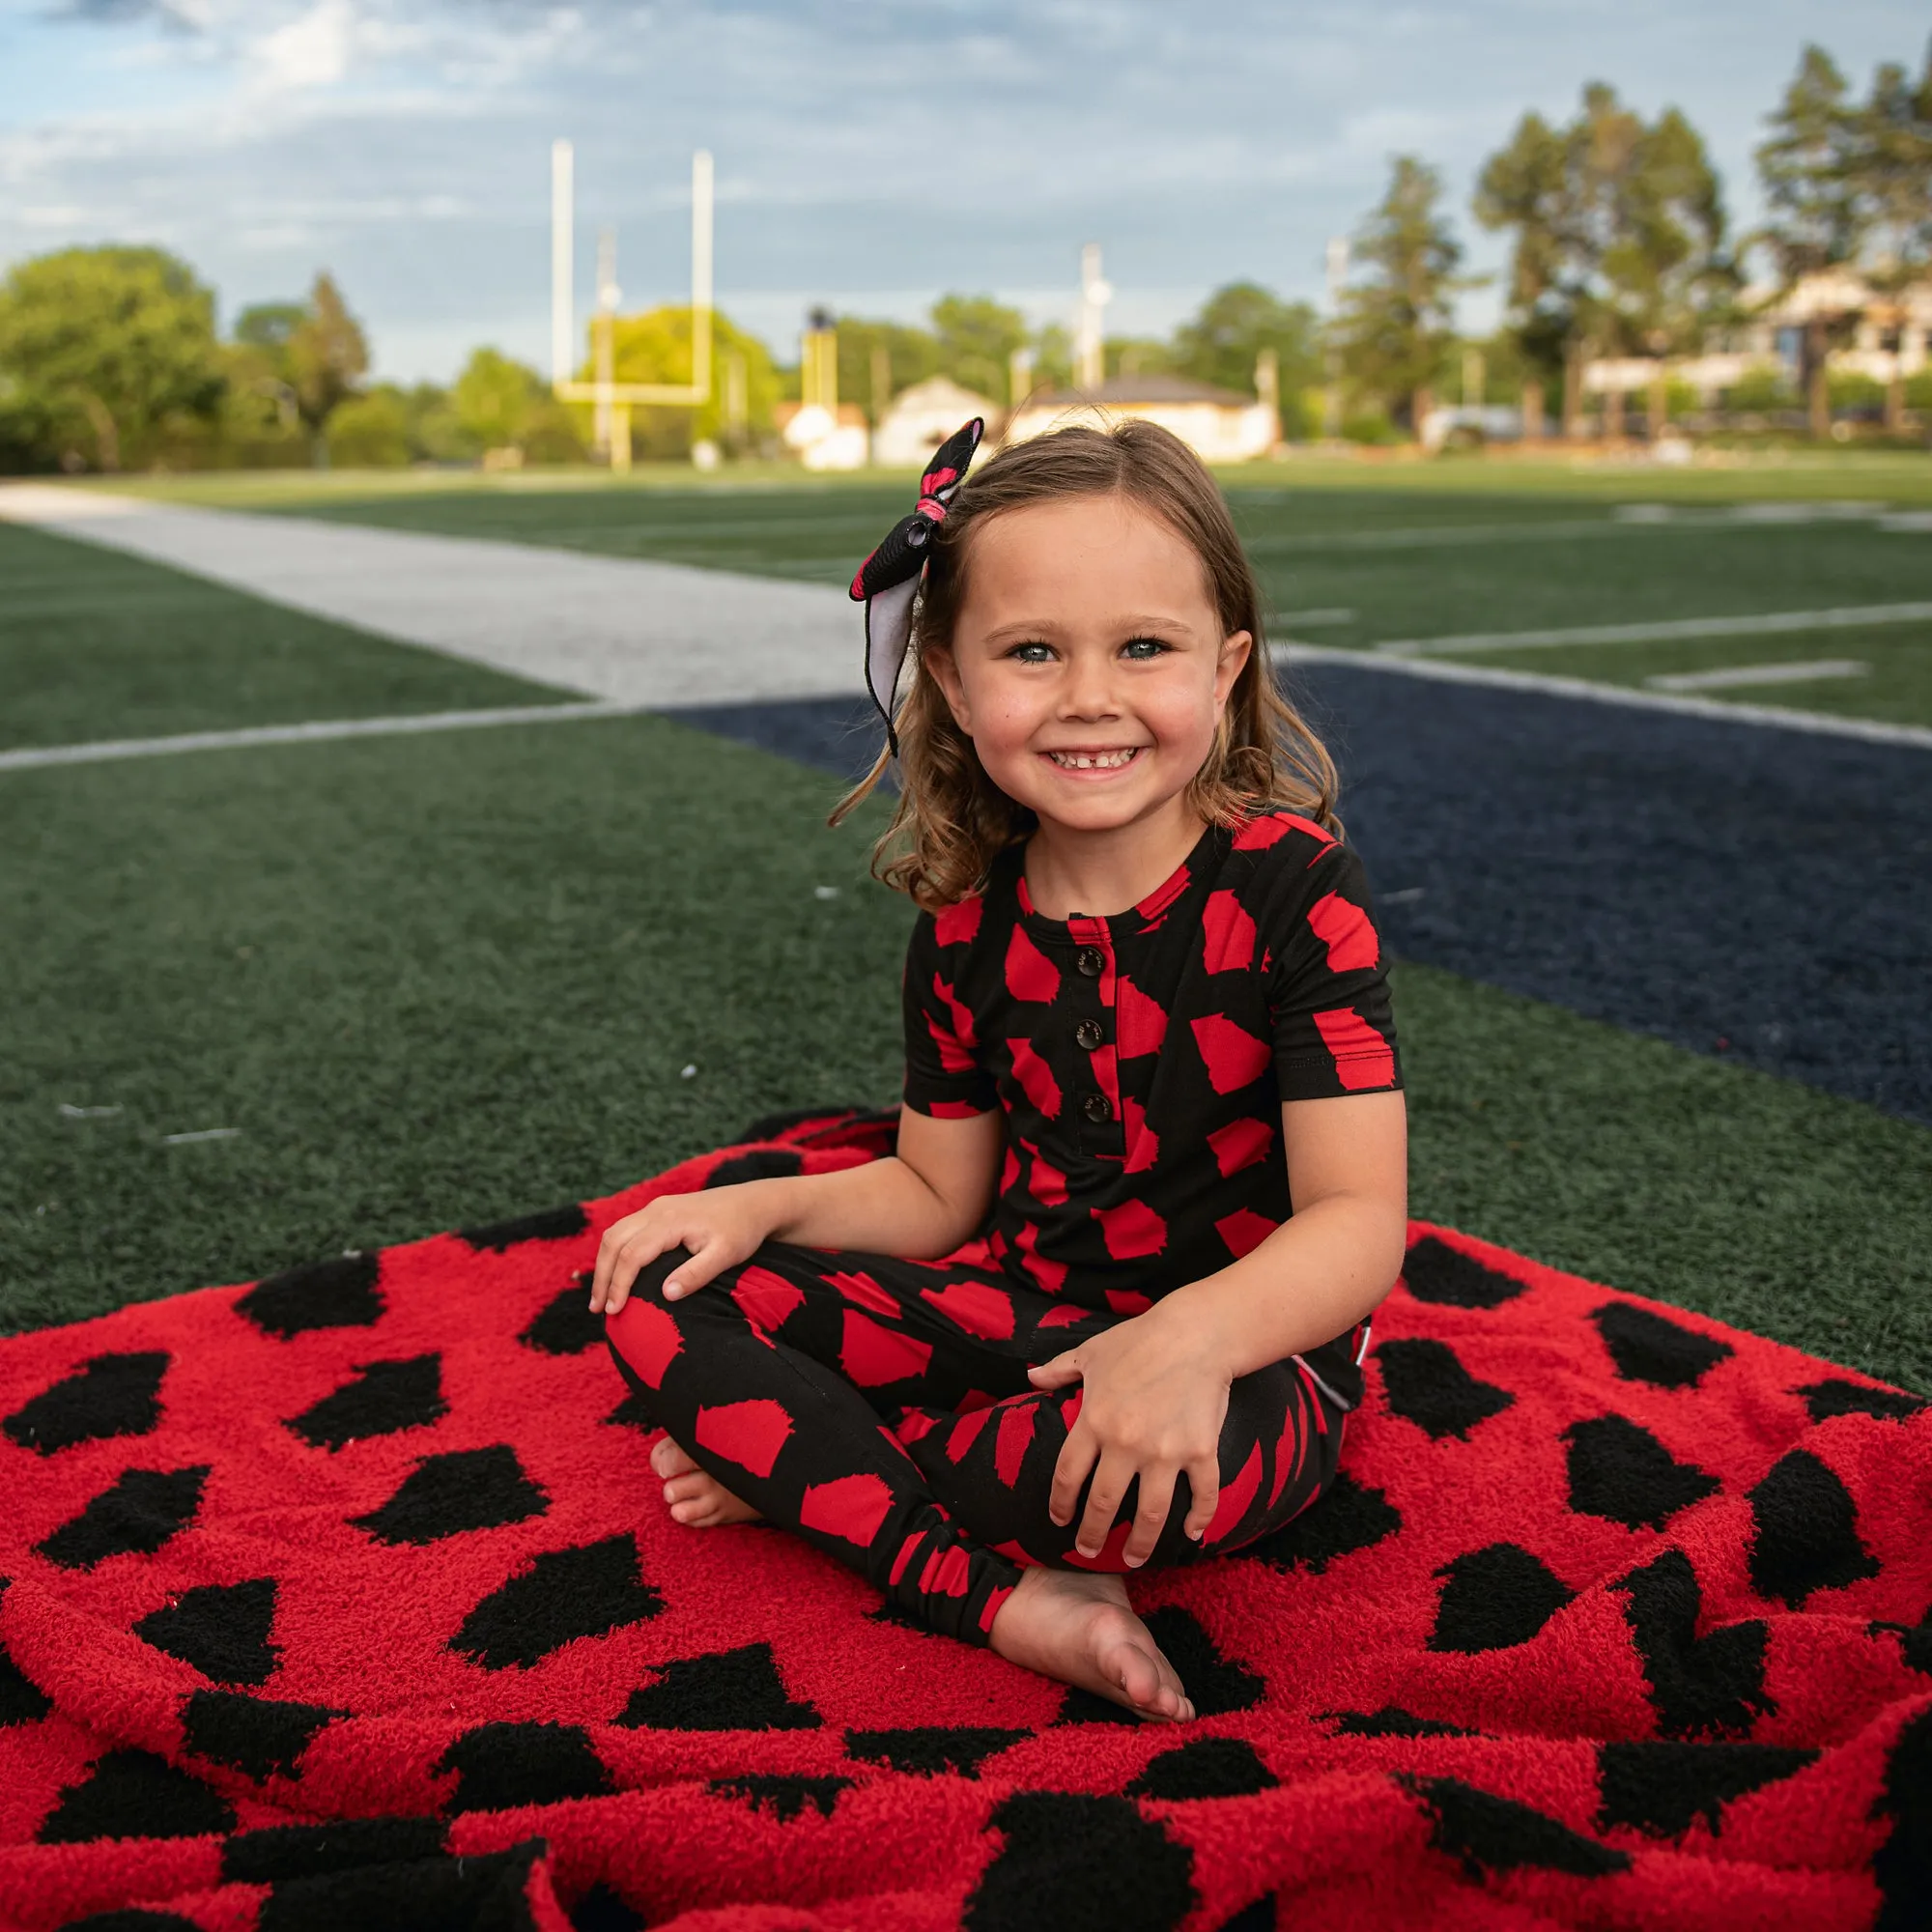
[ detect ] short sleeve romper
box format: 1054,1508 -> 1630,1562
606,806 -> 1403,1645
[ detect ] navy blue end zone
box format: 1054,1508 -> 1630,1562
662,672 -> 1931,1127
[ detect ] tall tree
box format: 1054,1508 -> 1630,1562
833,318 -> 941,421
606,306 -> 778,458
929,295 -> 1028,403
286,272 -> 369,463
1171,282 -> 1321,429
1860,43 -> 1932,432
1333,156 -> 1465,434
1477,85 -> 1731,439
0,245 -> 223,471
1754,46 -> 1869,440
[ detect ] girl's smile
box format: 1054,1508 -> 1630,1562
1042,745 -> 1146,774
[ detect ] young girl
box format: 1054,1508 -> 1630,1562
590,419 -> 1406,1722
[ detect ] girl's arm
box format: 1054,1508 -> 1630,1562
1029,1089 -> 1407,1563
1151,1088 -> 1408,1376
590,1107 -> 1002,1315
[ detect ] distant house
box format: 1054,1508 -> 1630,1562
775,400 -> 870,470
1004,376 -> 1279,464
873,378 -> 1000,469
1583,269 -> 1932,406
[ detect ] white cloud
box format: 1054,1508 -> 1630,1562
246,0 -> 355,94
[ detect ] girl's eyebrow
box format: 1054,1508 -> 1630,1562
976,612 -> 1201,645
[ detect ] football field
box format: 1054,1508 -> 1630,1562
1,457 -> 1927,1393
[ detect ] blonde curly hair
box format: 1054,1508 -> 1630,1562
833,417 -> 1340,909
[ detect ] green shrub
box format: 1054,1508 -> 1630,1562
1341,409 -> 1401,445
1828,371 -> 1885,411
1723,364 -> 1797,412
325,389 -> 412,467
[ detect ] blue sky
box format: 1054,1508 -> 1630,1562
1,1 -> 1923,383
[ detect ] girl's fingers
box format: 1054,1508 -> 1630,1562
664,1233 -> 742,1299
592,1214 -> 655,1310
1047,1426 -> 1098,1529
1026,1350 -> 1083,1388
603,1227 -> 676,1314
1182,1454 -> 1222,1543
1073,1452 -> 1131,1558
1122,1465 -> 1178,1568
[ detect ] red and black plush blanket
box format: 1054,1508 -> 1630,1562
0,1109 -> 1926,1931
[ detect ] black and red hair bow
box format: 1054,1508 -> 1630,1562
848,416 -> 983,753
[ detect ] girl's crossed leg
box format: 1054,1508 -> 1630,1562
604,1240 -> 1345,1713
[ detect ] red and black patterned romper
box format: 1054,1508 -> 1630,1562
606,805 -> 1402,1644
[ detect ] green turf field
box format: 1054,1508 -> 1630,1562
3,699 -> 1926,1391
0,522 -> 569,752
79,462 -> 1930,730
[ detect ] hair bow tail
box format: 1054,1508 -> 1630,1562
864,575 -> 922,754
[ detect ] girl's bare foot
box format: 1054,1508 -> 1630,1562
650,1435 -> 763,1527
988,1567 -> 1195,1721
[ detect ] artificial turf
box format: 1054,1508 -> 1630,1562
227,477 -> 1932,728
0,521 -> 570,753
1452,621 -> 1932,727
3,709 -> 1925,1392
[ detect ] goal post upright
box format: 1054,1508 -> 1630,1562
551,139 -> 575,391
550,140 -> 717,469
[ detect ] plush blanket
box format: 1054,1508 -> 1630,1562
0,1109 -> 1925,1932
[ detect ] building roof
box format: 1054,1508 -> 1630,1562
883,375 -> 999,416
1019,375 -> 1257,410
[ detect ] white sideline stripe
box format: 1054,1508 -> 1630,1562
1374,603 -> 1932,656
0,486 -> 861,708
1644,659 -> 1868,693
1273,644 -> 1932,751
0,701 -> 651,774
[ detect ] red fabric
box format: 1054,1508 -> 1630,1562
0,1110 -> 1925,1931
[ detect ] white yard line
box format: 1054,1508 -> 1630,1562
1645,659 -> 1868,694
0,701 -> 650,774
0,484 -> 859,707
1372,604 -> 1932,656
1275,644 -> 1932,751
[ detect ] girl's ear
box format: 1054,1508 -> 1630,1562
1216,629 -> 1253,709
923,645 -> 974,733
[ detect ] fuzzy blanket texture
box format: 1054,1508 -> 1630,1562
0,1109 -> 1927,1932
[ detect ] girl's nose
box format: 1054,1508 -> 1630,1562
1059,655 -> 1121,720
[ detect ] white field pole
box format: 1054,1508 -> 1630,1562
692,148 -> 714,402
551,139 -> 574,388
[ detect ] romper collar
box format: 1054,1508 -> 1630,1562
1010,817 -> 1226,945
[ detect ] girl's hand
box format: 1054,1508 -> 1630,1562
589,1184 -> 777,1316
1028,1309 -> 1233,1567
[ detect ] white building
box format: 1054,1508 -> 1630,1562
1583,270 -> 1932,402
873,377 -> 1000,469
774,401 -> 870,470
1004,376 -> 1279,465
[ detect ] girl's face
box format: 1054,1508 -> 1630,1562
926,494 -> 1251,838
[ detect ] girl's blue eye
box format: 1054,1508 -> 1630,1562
1122,637 -> 1169,660
1010,642 -> 1055,665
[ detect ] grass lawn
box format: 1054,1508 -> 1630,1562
74,444 -> 1932,510
4,710 -> 1926,1392
0,522 -> 568,752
